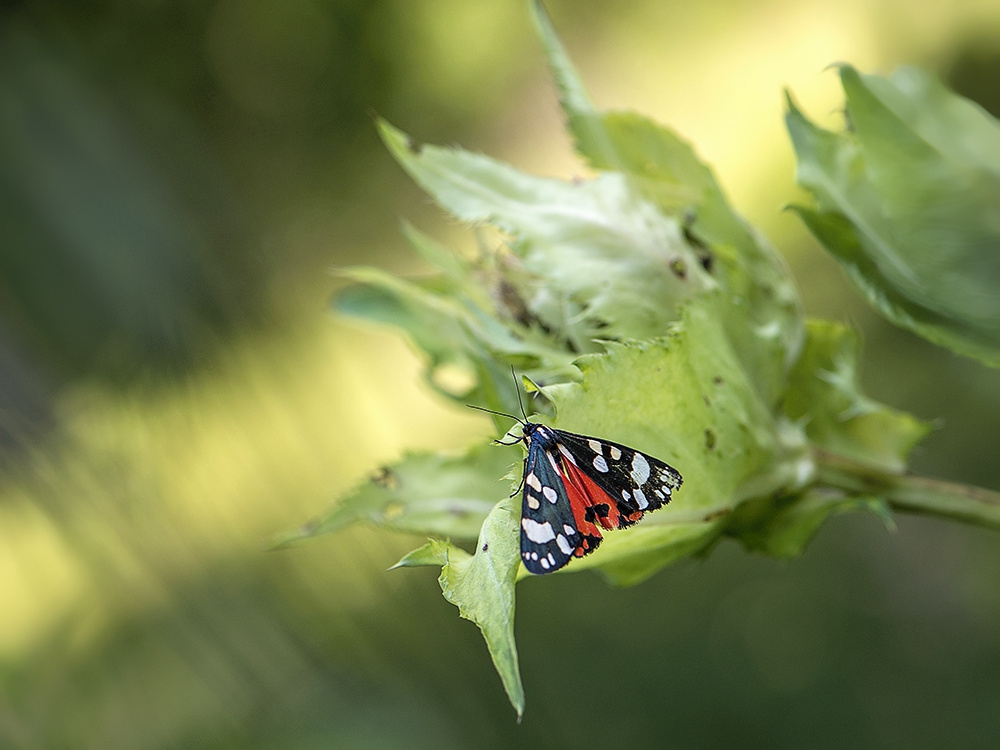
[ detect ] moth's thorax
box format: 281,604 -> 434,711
522,422 -> 555,446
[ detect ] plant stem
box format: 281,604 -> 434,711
814,449 -> 1000,531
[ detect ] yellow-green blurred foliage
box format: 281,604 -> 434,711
2,1 -> 1000,747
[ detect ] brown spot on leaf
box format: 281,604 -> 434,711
372,466 -> 399,490
704,507 -> 731,522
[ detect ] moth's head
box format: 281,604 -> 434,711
521,421 -> 542,439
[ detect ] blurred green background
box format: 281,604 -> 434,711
2,1 -> 1000,747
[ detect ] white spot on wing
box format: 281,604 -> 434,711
610,446 -> 621,460
633,488 -> 648,509
630,453 -> 651,485
621,489 -> 631,501
521,518 -> 556,543
593,455 -> 609,473
587,439 -> 602,454
526,472 -> 542,492
563,524 -> 576,536
526,494 -> 540,510
540,556 -> 550,570
542,486 -> 558,504
556,534 -> 573,555
557,443 -> 578,465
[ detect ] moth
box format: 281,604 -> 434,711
471,376 -> 683,574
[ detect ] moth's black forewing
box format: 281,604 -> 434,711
518,428 -> 585,574
548,429 -> 682,518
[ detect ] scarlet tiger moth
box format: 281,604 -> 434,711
470,373 -> 683,574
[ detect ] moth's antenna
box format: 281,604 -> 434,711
465,366 -> 531,426
511,365 -> 529,423
466,404 -> 523,424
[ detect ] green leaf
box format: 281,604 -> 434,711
736,491 -> 893,558
378,119 -> 713,346
436,495 -> 524,719
533,0 -> 803,409
400,220 -> 469,281
304,8 -> 955,721
568,521 -> 722,587
538,293 -> 810,585
532,1 -> 718,201
335,266 -> 478,375
388,539 -> 451,569
787,65 -> 1000,367
276,444 -> 518,545
783,320 -> 932,472
334,263 -> 579,407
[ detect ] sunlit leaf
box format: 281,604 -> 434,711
378,119 -> 712,346
335,266 -> 478,374
400,220 -> 469,281
278,443 -> 518,545
533,0 -> 804,408
334,264 -> 578,405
